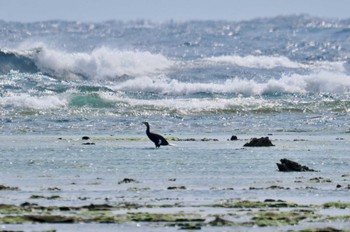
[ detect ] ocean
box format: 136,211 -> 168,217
1,15 -> 350,231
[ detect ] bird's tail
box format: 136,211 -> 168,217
168,143 -> 177,146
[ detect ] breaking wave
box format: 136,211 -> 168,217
113,71 -> 350,96
0,46 -> 175,80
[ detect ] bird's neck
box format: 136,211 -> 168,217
145,125 -> 150,134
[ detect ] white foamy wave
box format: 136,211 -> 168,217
203,55 -> 301,69
0,94 -> 67,110
202,55 -> 346,72
113,71 -> 350,96
100,92 -> 273,114
24,45 -> 174,80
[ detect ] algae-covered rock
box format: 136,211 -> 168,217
0,185 -> 19,191
118,178 -> 140,184
323,202 -> 350,209
208,216 -> 236,226
250,210 -> 317,227
24,215 -> 79,223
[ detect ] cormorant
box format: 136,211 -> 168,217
142,122 -> 169,148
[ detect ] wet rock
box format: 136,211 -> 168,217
208,216 -> 235,226
48,187 -> 61,191
82,136 -> 90,140
167,186 -> 186,190
244,137 -> 274,147
0,185 -> 19,191
230,135 -> 238,141
178,223 -> 202,230
118,178 -> 139,184
20,202 -> 38,207
200,138 -> 218,141
309,177 -> 332,183
82,204 -> 113,210
276,158 -> 316,172
24,215 -> 78,223
82,142 -> 95,145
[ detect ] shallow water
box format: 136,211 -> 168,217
1,133 -> 350,231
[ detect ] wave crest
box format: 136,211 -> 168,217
33,46 -> 174,80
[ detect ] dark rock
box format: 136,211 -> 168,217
82,203 -> 113,210
20,202 -> 38,207
82,142 -> 95,145
82,136 -> 90,140
230,135 -> 238,141
118,178 -> 139,184
167,186 -> 186,190
244,137 -> 274,147
276,159 -> 316,172
208,216 -> 235,226
0,185 -> 19,191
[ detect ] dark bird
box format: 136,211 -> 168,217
142,122 -> 169,148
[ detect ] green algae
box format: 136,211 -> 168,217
0,204 -> 23,214
212,200 -> 299,209
323,202 -> 350,209
29,195 -> 61,200
127,212 -> 205,223
0,200 -> 349,229
298,228 -> 349,232
248,210 -> 319,227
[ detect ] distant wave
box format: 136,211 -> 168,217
112,71 -> 350,96
202,55 -> 345,72
203,55 -> 301,69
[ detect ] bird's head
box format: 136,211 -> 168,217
142,122 -> 149,127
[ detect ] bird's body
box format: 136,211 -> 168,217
142,122 -> 169,148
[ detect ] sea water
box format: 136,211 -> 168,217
1,15 -> 350,231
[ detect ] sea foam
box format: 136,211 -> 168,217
0,93 -> 67,110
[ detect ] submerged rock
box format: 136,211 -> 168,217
244,137 -> 274,147
276,159 -> 316,172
